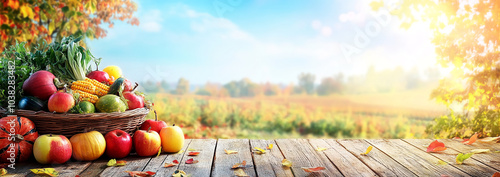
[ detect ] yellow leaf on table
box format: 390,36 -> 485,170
0,168 -> 7,176
234,169 -> 249,177
360,146 -> 373,155
157,147 -> 162,157
282,159 -> 292,167
107,159 -> 126,167
172,169 -> 187,177
471,149 -> 491,154
267,144 -> 273,150
436,160 -> 448,165
30,168 -> 59,177
176,150 -> 184,154
456,153 -> 473,165
253,147 -> 266,154
225,149 -> 238,154
316,147 -> 327,152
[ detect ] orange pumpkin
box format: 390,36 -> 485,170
70,131 -> 106,161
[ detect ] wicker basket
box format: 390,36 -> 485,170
1,108 -> 149,138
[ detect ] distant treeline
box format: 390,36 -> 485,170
140,66 -> 441,97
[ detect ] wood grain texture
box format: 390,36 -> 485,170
176,139 -> 217,177
366,139 -> 470,177
440,139 -> 500,171
309,139 -> 376,177
337,139 -> 416,177
152,139 -> 192,176
275,139 -> 343,177
211,139 -> 256,177
403,139 -> 498,177
249,139 -> 293,177
99,155 -> 152,177
25,160 -> 91,177
78,158 -> 109,177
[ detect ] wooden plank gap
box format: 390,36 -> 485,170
209,138 -> 219,177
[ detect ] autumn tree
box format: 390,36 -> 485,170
175,78 -> 190,95
296,73 -> 316,95
0,0 -> 139,52
372,0 -> 500,137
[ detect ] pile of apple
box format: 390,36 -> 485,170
33,115 -> 184,164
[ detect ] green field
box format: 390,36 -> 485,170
145,86 -> 446,139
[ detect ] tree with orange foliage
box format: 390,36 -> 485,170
371,0 -> 500,137
0,0 -> 139,52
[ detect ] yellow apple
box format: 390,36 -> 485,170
159,124 -> 184,153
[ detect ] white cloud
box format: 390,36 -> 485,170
321,27 -> 332,36
339,11 -> 366,24
139,10 -> 162,32
311,20 -> 322,29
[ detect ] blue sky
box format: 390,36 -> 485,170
88,0 -> 438,85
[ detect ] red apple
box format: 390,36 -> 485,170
87,71 -> 111,84
104,130 -> 132,159
33,134 -> 72,164
123,79 -> 134,92
22,70 -> 57,100
133,128 -> 161,157
123,91 -> 144,110
140,111 -> 167,133
48,92 -> 75,113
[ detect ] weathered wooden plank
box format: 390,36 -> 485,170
309,139 -> 377,177
403,139 -> 498,176
310,139 -> 379,177
78,158 -> 109,177
275,139 -> 343,177
440,139 -> 500,171
149,139 -> 192,176
23,160 -> 91,177
175,139 -> 216,177
366,139 -> 470,177
249,139 -> 293,177
99,155 -> 152,177
9,160 -> 42,177
211,139 -> 256,177
337,139 -> 416,177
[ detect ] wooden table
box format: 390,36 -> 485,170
11,139 -> 500,177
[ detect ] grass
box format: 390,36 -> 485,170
145,87 -> 445,139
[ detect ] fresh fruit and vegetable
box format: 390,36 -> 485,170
1,35 -> 152,114
70,131 -> 106,161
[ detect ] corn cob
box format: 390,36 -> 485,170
73,90 -> 99,103
71,81 -> 96,94
85,78 -> 109,96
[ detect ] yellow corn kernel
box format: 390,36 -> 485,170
73,90 -> 98,104
85,78 -> 110,92
71,81 -> 96,94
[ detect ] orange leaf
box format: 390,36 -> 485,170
231,160 -> 247,169
117,160 -> 127,166
463,133 -> 478,145
266,144 -> 273,150
492,172 -> 500,177
302,167 -> 326,172
427,140 -> 447,152
186,158 -> 198,164
188,152 -> 200,156
125,171 -> 155,177
164,163 -> 177,168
